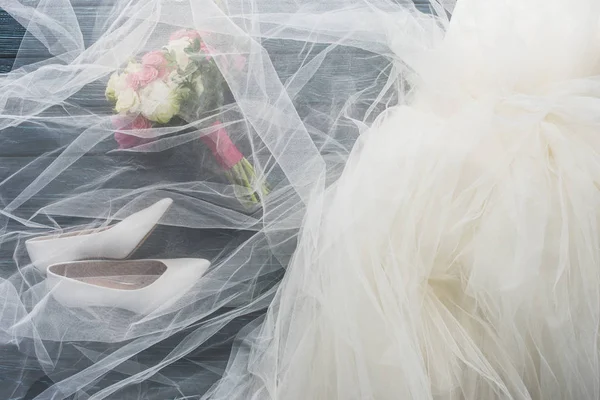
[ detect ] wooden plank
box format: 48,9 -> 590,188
0,10 -> 25,57
0,57 -> 14,72
1,309 -> 266,399
0,150 -> 234,195
0,2 -> 412,398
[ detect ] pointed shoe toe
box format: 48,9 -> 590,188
26,198 -> 173,273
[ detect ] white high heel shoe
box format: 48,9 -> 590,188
46,259 -> 210,314
26,198 -> 173,273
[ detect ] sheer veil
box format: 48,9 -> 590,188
8,0 -> 600,399
0,1 -> 455,398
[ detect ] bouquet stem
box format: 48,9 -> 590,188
202,122 -> 269,205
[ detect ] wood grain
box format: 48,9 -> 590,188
0,8 -> 268,399
0,2 -> 430,398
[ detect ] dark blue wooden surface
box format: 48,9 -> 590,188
0,2 -> 435,398
0,9 -> 270,399
0,10 -> 24,72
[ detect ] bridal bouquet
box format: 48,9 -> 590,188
105,29 -> 266,204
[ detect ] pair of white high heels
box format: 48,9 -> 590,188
26,199 -> 210,314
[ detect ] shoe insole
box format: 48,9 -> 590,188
76,275 -> 160,290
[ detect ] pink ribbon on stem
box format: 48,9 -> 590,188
201,122 -> 244,169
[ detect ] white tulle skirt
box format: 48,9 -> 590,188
211,1 -> 600,399
3,0 -> 600,399
218,98 -> 600,398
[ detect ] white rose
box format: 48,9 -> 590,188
139,80 -> 180,124
115,88 -> 140,114
152,102 -> 180,124
125,62 -> 143,74
165,38 -> 192,69
105,72 -> 128,102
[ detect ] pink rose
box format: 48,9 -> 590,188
170,29 -> 201,41
114,132 -> 151,149
128,115 -> 153,130
126,73 -> 140,90
135,65 -> 159,87
112,115 -> 153,149
126,66 -> 159,89
230,55 -> 247,72
142,50 -> 169,78
220,55 -> 247,73
142,50 -> 167,67
200,42 -> 211,59
200,43 -> 246,72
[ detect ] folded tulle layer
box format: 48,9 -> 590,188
0,0 -> 406,398
225,80 -> 600,398
2,0 -> 600,399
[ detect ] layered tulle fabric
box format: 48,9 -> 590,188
2,0 -> 600,399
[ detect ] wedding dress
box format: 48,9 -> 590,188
1,0 -> 600,399
208,1 -> 600,399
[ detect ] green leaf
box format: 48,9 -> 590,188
164,51 -> 178,67
192,38 -> 201,52
183,62 -> 199,77
177,87 -> 192,101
